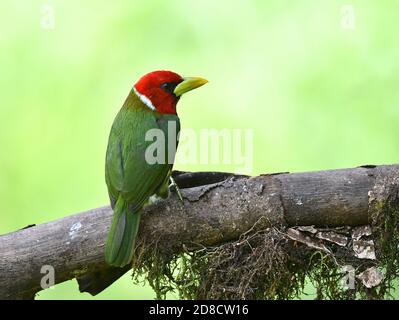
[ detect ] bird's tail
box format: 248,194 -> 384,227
105,196 -> 141,267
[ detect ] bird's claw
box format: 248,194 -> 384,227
169,176 -> 184,203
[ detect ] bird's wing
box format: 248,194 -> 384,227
105,108 -> 180,211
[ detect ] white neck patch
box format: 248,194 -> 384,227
133,86 -> 156,111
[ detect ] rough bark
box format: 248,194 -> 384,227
0,165 -> 398,300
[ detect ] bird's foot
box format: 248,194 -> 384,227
169,176 -> 184,203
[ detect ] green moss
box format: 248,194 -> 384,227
370,194 -> 399,298
131,196 -> 399,300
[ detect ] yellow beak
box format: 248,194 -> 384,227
174,77 -> 208,97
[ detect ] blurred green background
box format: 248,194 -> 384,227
1,0 -> 398,299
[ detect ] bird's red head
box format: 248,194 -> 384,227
133,70 -> 208,115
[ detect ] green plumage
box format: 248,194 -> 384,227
104,92 -> 180,267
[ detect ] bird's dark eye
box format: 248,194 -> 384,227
161,82 -> 178,94
161,83 -> 170,90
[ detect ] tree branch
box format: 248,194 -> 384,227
1,165 -> 399,299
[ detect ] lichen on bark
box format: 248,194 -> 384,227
131,171 -> 399,300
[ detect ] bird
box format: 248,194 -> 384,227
104,70 -> 208,267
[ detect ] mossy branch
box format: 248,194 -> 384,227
1,165 -> 399,299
